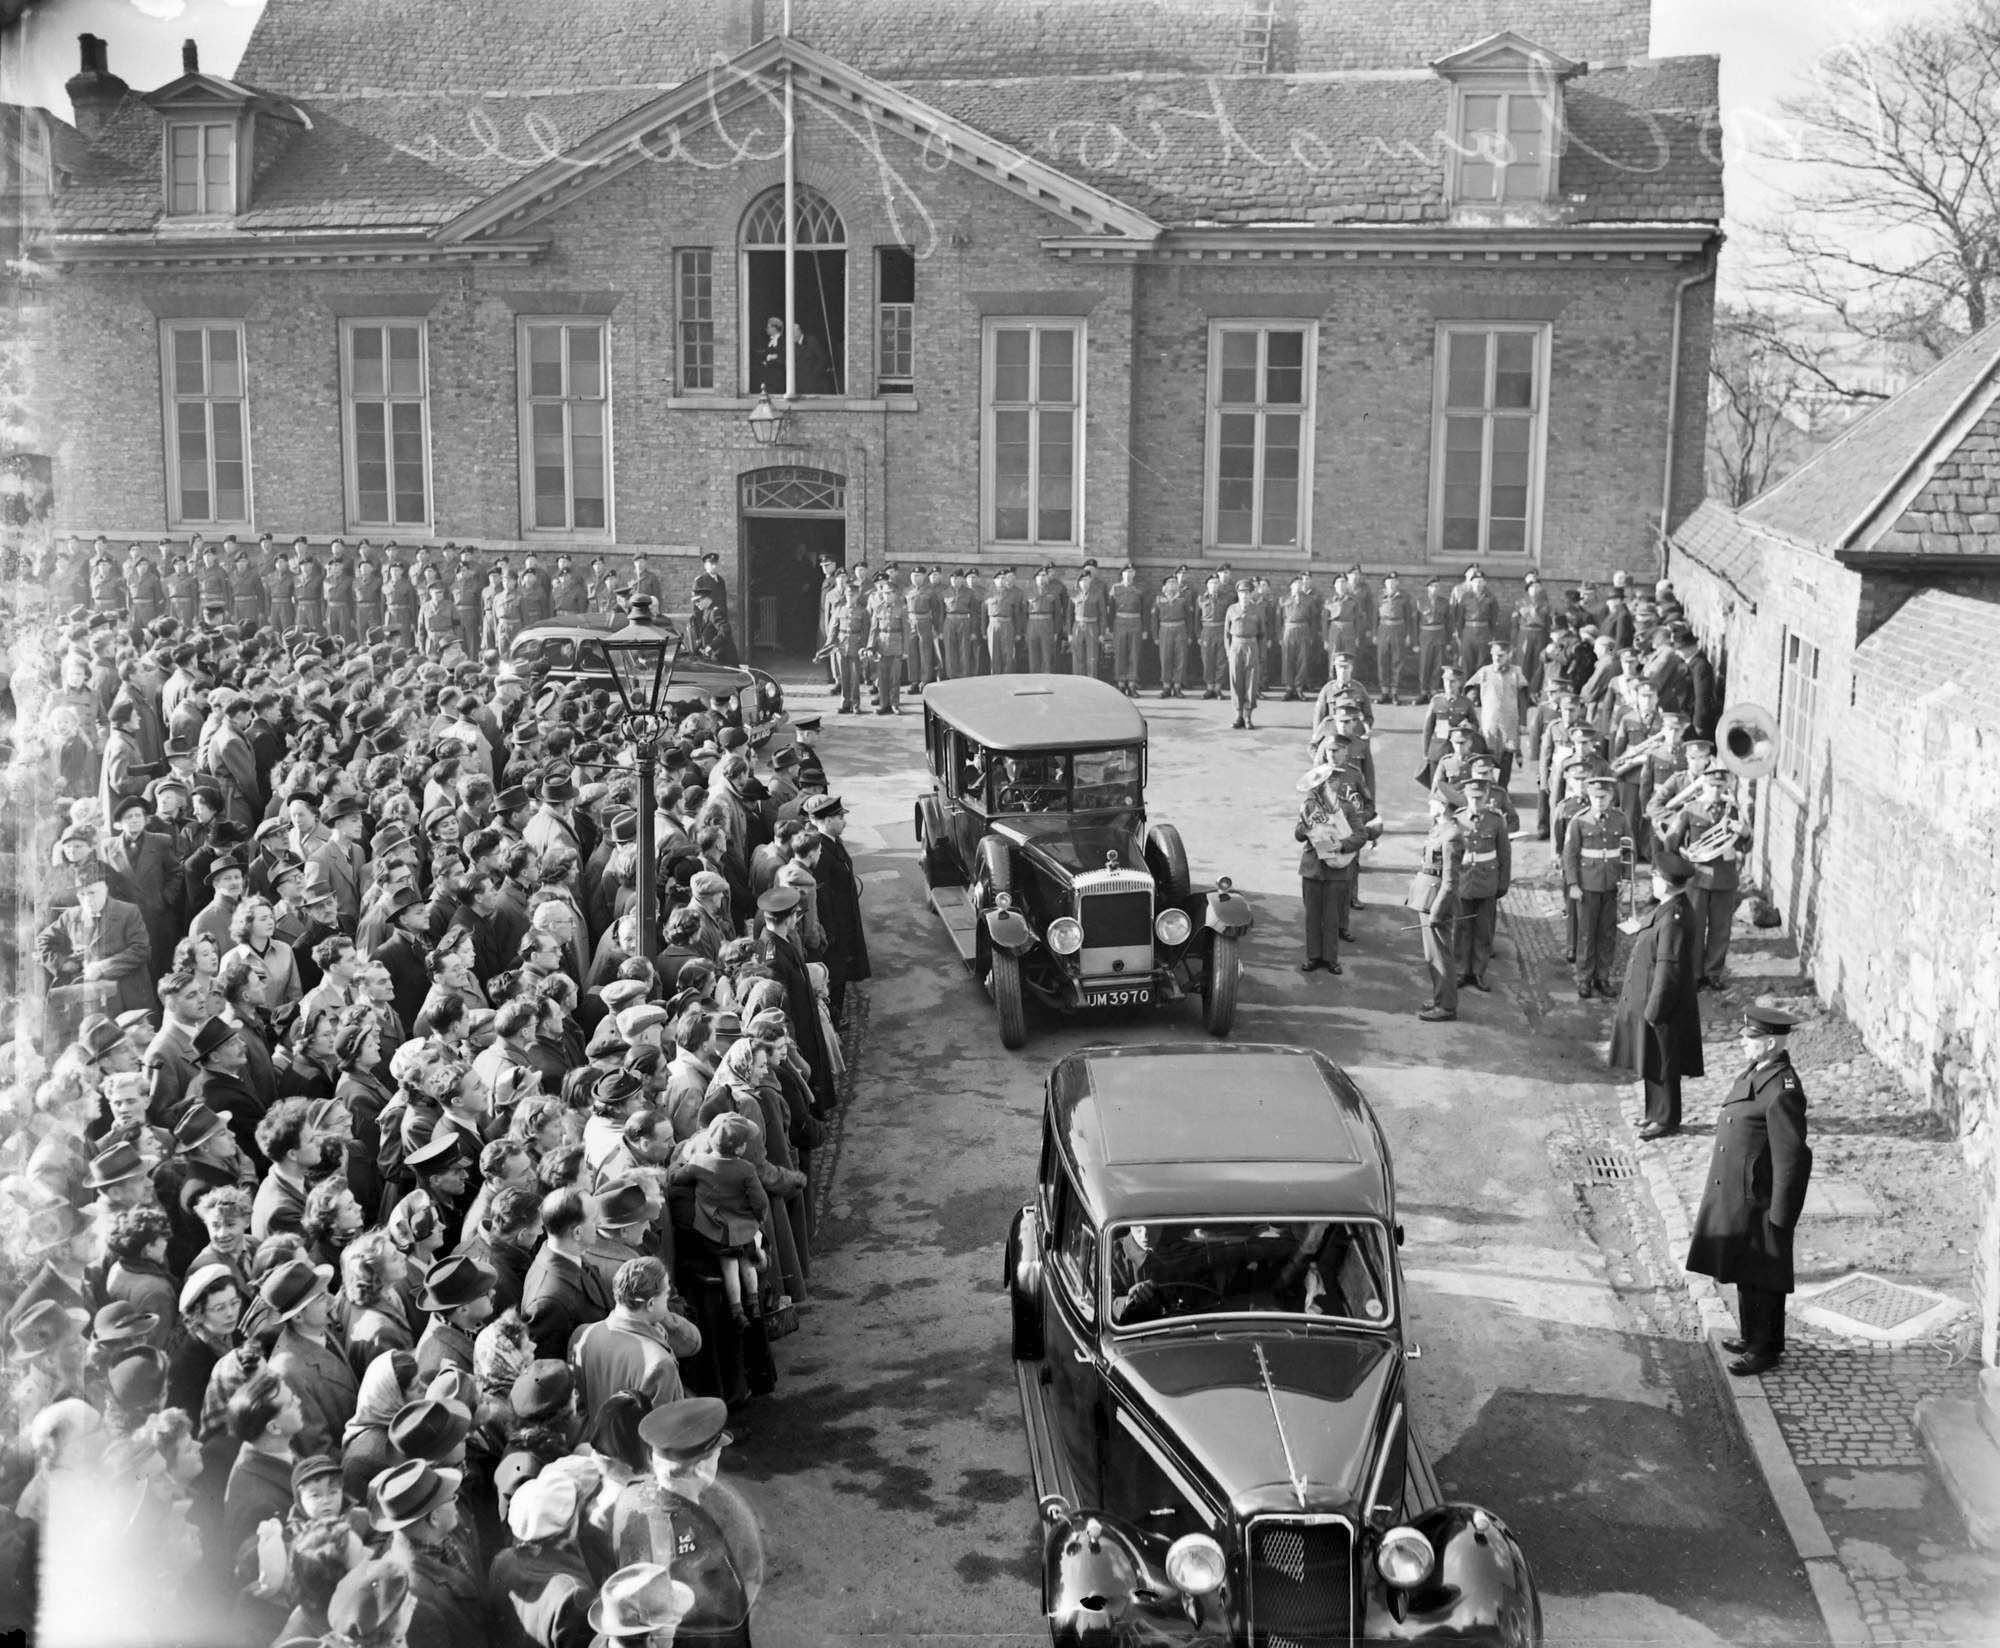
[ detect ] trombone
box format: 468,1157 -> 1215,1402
1610,729 -> 1669,776
1616,833 -> 1644,933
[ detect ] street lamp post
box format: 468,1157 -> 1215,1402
599,595 -> 683,964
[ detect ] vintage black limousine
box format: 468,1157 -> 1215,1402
916,676 -> 1251,1049
1005,1043 -> 1543,1647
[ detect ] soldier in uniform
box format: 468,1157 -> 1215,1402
1661,764 -> 1753,990
1452,765 -> 1512,993
1195,573 -> 1228,699
167,554 -> 200,629
294,542 -> 326,634
1610,679 -> 1664,852
1277,576 -> 1315,702
1374,572 -> 1415,705
1417,668 -> 1478,787
485,567 -> 524,655
52,535 -> 90,611
225,542 -> 261,629
1686,1006 -> 1813,1375
1026,564 -> 1065,676
517,551 -> 551,627
1321,574 -> 1363,695
905,566 -> 942,688
449,552 -> 483,651
419,573 -> 456,658
1107,566 -> 1147,696
983,568 -> 1020,676
386,558 -> 419,646
1562,772 -> 1630,999
1413,791 -> 1465,1023
1312,651 -> 1375,736
125,543 -> 163,638
629,554 -> 663,605
1416,575 -> 1454,698
1514,570 -> 1553,695
591,556 -> 622,615
1454,566 -> 1503,677
1223,579 -> 1263,731
1608,860 -> 1702,1139
867,572 -> 909,713
941,569 -> 979,681
691,549 -> 726,620
261,545 -> 292,635
1294,756 -> 1374,976
549,553 -> 587,617
354,543 -> 384,637
1550,724 -> 1609,858
831,577 -> 870,713
191,542 -> 226,624
1152,571 -> 1189,696
1637,709 -> 1693,857
324,541 -> 355,640
1071,564 -> 1107,683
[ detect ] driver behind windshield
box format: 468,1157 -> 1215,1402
1108,1224 -> 1214,1326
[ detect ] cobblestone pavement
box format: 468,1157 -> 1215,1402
1501,853 -> 2000,1648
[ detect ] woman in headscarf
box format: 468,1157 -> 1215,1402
339,1347 -> 421,1504
700,1031 -> 809,1308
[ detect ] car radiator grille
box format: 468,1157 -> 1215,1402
1080,889 -> 1152,949
1246,1518 -> 1353,1648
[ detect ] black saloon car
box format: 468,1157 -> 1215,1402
1005,1043 -> 1544,1647
507,615 -> 791,744
916,675 -> 1251,1049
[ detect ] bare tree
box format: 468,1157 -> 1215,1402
1746,0 -> 2000,401
1706,306 -> 1818,508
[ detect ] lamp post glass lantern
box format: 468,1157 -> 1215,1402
748,394 -> 789,447
600,599 -> 682,963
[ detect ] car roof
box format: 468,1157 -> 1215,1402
508,626 -> 759,701
1050,1043 -> 1393,1224
924,674 -> 1145,751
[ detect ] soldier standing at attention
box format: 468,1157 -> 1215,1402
629,554 -> 663,605
386,557 -> 418,646
446,552 -> 479,651
295,541 -> 328,634
591,556 -> 621,615
1562,772 -> 1629,999
1374,572 -> 1415,705
1609,861 -> 1703,1139
832,577 -> 870,714
982,568 -> 1018,675
1071,563 -> 1107,682
1026,565 -> 1064,676
88,535 -> 126,622
167,552 -> 200,628
126,543 -> 164,640
419,571 -> 455,658
941,569 -> 978,681
906,566 -> 943,688
1321,574 -> 1362,693
1687,1006 -> 1813,1375
1514,570 -> 1553,696
1223,579 -> 1263,731
1412,791 -> 1465,1022
1416,575 -> 1454,698
1278,576 -> 1315,702
354,542 -> 384,637
194,542 -> 229,624
518,552 -> 552,627
1152,571 -> 1189,696
1196,573 -> 1228,699
486,566 -> 524,655
325,540 -> 356,641
1418,665 -> 1477,788
1108,566 -> 1147,696
1452,765 -> 1511,993
691,550 -> 726,620
868,571 -> 909,714
1662,764 -> 1753,990
549,553 -> 586,617
1454,566 -> 1503,677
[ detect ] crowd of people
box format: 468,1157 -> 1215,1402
0,538 -> 869,1647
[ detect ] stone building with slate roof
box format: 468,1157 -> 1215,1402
1669,325 -> 2000,1365
30,0 -> 1720,643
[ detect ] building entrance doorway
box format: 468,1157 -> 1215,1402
740,466 -> 846,661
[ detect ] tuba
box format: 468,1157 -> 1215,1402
1716,703 -> 1778,779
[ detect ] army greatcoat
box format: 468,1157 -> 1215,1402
1686,1051 -> 1812,1292
1607,891 -> 1704,1083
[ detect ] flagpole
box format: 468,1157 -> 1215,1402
782,0 -> 796,405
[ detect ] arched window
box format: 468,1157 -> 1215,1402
742,185 -> 845,398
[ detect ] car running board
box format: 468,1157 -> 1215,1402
929,885 -> 982,967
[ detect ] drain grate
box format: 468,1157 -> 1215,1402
1583,1150 -> 1639,1183
1797,1271 -> 1966,1344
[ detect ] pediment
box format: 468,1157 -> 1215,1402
1429,32 -> 1583,81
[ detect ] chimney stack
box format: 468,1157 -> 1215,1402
182,39 -> 200,75
65,34 -> 130,145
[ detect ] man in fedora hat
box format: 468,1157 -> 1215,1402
610,1396 -> 760,1646
190,851 -> 248,953
38,857 -> 154,1017
10,1299 -> 91,1418
413,1254 -> 497,1381
590,1562 -> 696,1646
309,791 -> 367,930
263,1256 -> 358,1454
371,885 -> 435,1027
368,1459 -> 486,1647
523,770 -> 585,879
183,1015 -> 266,1166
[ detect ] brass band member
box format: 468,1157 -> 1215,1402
1294,760 -> 1379,977
1412,793 -> 1465,1023
1661,766 -> 1753,990
1561,773 -> 1628,999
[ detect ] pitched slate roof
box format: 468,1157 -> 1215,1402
1671,498 -> 1769,606
1741,325 -> 2000,558
233,0 -> 1652,95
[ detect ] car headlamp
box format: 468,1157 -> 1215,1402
1154,908 -> 1193,946
1046,917 -> 1083,955
1164,1533 -> 1226,1596
1376,1526 -> 1435,1589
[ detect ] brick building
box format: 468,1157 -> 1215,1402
30,0 -> 1720,647
1669,325 -> 2000,1364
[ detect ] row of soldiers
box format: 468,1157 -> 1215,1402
52,535 -> 715,660
810,555 -> 1682,706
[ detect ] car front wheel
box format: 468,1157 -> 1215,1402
1202,932 -> 1240,1038
992,948 -> 1028,1049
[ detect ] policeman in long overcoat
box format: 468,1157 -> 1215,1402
1608,862 -> 1702,1137
1686,1005 -> 1812,1375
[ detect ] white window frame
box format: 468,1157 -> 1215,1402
1449,86 -> 1557,205
1204,319 -> 1317,555
876,246 -> 916,396
739,186 -> 847,397
676,248 -> 716,392
159,321 -> 253,529
1428,322 -> 1551,560
517,317 -> 614,540
981,318 -> 1086,549
339,318 -> 433,534
163,119 -> 236,217
1776,628 -> 1823,793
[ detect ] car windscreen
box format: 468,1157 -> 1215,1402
979,745 -> 1141,812
1104,1219 -> 1394,1331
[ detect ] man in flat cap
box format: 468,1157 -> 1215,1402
1687,1006 -> 1813,1375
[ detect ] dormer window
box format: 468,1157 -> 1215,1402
166,120 -> 235,216
1431,32 -> 1581,210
